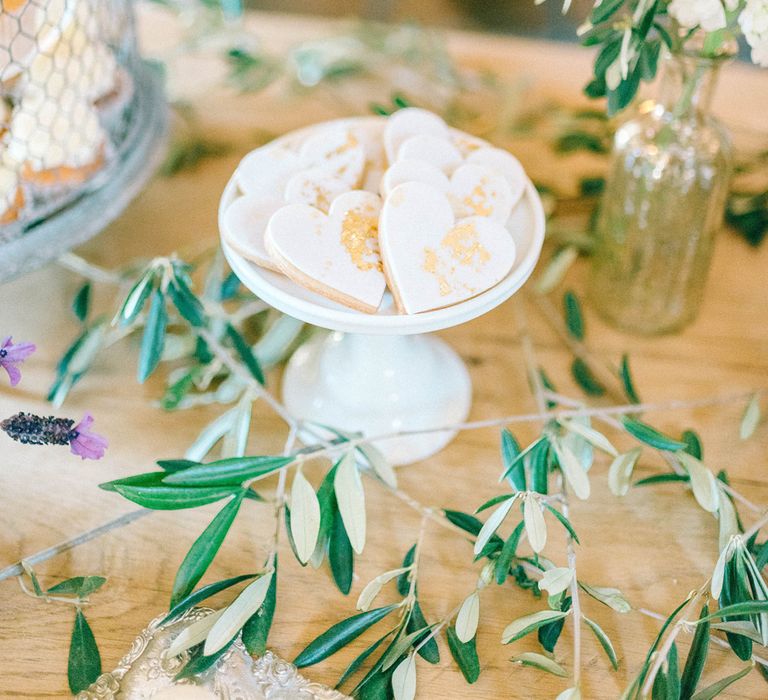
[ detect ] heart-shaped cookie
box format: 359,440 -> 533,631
383,108 -> 449,163
449,163 -> 514,223
396,134 -> 463,174
236,143 -> 301,198
265,191 -> 386,313
284,167 -> 350,212
380,159 -> 450,197
379,182 -> 516,314
381,160 -> 513,223
299,127 -> 366,187
221,195 -> 284,270
466,147 -> 526,209
237,126 -> 366,199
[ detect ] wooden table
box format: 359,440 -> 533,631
1,7 -> 767,698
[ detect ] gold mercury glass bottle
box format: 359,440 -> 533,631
589,47 -> 734,335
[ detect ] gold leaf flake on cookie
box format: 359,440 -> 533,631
284,168 -> 349,213
379,181 -> 516,314
449,163 -> 514,223
465,147 -> 527,209
300,127 -> 366,187
339,203 -> 383,273
383,158 -> 513,223
265,191 -> 386,313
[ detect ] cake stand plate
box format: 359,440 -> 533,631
221,117 -> 545,465
0,61 -> 168,282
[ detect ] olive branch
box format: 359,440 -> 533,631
2,240 -> 765,698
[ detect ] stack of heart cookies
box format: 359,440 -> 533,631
222,108 -> 528,315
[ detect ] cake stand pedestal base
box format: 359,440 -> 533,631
282,331 -> 472,465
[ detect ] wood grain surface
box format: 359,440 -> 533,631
0,7 -> 766,699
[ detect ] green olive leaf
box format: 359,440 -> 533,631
563,290 -> 584,340
205,570 -> 275,655
501,428 -> 526,491
72,282 -> 91,323
510,651 -> 568,677
571,358 -> 606,396
242,560 -> 278,656
162,455 -> 292,487
502,610 -> 569,644
137,289 -> 167,383
680,605 -> 710,700
47,576 -> 106,599
689,663 -> 754,700
294,604 -> 400,667
583,616 -> 618,670
446,625 -> 480,683
225,322 -> 265,385
170,492 -> 245,607
335,451 -> 367,554
740,394 -> 761,440
162,573 -> 258,625
621,417 -> 687,451
108,482 -> 241,510
329,503 -> 354,595
619,354 -> 641,404
68,609 -> 101,694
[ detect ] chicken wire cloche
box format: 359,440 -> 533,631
0,0 -> 167,280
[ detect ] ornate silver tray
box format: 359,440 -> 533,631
78,607 -> 349,700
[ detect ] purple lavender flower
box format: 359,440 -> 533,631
0,336 -> 36,386
69,412 -> 108,460
1,411 -> 107,460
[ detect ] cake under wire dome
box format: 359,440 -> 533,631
0,0 -> 139,237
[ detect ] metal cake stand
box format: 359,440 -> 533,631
0,61 -> 168,282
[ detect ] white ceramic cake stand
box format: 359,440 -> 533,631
219,118 -> 545,465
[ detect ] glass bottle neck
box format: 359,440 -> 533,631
658,53 -> 723,120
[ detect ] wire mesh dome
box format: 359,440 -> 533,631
0,0 -> 166,278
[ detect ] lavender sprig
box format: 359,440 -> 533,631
1,412 -> 107,460
0,336 -> 36,387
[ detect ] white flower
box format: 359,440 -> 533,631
668,0 -> 738,32
740,0 -> 768,66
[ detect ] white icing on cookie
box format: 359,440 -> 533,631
379,182 -> 515,314
236,144 -> 301,199
383,107 -> 449,163
221,195 -> 284,271
352,122 -> 386,173
362,165 -> 385,194
466,147 -> 527,209
300,127 -> 365,187
452,132 -> 486,157
378,160 -> 517,222
449,163 -> 514,223
265,190 -> 386,313
380,159 -> 450,198
396,134 -> 463,174
284,168 -> 349,213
